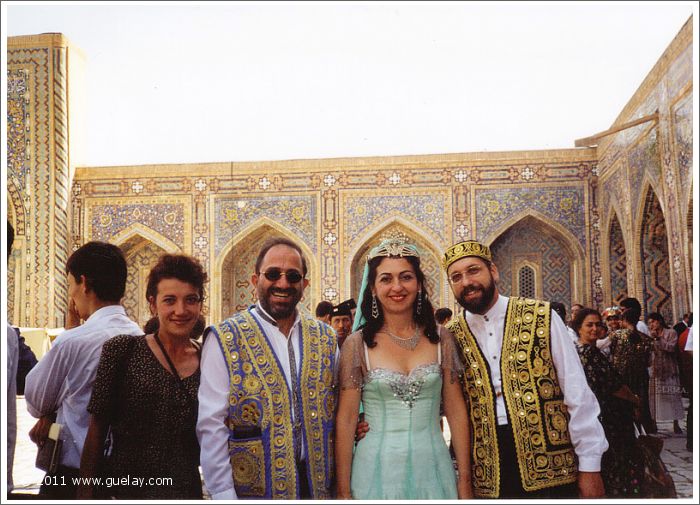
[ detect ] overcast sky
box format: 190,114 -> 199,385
3,1 -> 697,167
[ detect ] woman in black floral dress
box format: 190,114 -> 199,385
572,308 -> 644,498
78,254 -> 207,499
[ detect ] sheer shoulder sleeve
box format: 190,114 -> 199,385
439,326 -> 465,384
337,331 -> 368,390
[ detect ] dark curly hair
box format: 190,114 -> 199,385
571,307 -> 602,336
359,254 -> 439,348
146,254 -> 208,303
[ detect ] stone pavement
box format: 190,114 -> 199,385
8,397 -> 697,499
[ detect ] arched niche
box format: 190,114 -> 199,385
348,220 -> 446,310
639,187 -> 672,323
608,211 -> 628,305
215,219 -> 318,321
117,229 -> 179,329
489,214 -> 581,309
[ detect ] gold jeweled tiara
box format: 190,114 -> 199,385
443,240 -> 492,270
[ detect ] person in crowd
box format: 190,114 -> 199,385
647,312 -> 685,435
335,238 -> 471,499
6,222 -> 19,495
609,309 -> 654,433
197,237 -> 337,499
572,307 -> 643,497
315,300 -> 334,324
684,326 -> 693,451
570,303 -> 584,328
434,307 -> 453,327
620,297 -> 650,335
673,314 -> 690,342
677,313 -> 693,396
552,301 -> 577,342
78,254 -> 207,499
330,299 -> 354,348
597,306 -> 623,359
24,241 -> 143,499
443,240 -> 607,498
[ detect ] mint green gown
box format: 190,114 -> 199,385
341,331 -> 460,500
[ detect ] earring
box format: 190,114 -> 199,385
371,294 -> 379,319
416,288 -> 423,316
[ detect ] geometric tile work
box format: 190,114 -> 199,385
609,213 -> 628,305
628,129 -> 661,216
343,194 -> 446,246
214,195 -> 317,257
7,69 -> 29,195
122,240 -> 166,329
491,217 -> 572,308
90,203 -> 185,248
475,186 -> 586,245
641,189 -> 672,323
7,46 -> 54,326
673,92 -> 692,206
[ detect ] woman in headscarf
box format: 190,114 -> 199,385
335,238 -> 472,499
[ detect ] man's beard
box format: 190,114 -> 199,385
259,287 -> 301,320
457,278 -> 496,315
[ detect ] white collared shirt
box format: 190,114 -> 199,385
24,305 -> 142,469
197,305 -> 339,499
462,294 -> 608,472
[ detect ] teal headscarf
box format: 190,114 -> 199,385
351,238 -> 420,332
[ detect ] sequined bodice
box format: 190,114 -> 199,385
366,363 -> 441,408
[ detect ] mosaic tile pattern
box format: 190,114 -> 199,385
214,196 -> 316,257
7,69 -> 29,194
344,194 -> 446,246
122,240 -> 166,328
641,190 -> 672,324
90,203 -> 185,248
475,187 -> 586,245
8,47 -> 55,326
491,217 -> 572,307
609,213 -> 628,304
628,129 -> 662,215
673,92 -> 692,206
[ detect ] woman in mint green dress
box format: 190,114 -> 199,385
335,238 -> 472,499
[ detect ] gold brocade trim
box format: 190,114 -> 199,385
218,312 -> 297,498
449,298 -> 577,497
299,314 -> 337,499
501,298 -> 576,491
443,240 -> 492,270
448,316 -> 500,498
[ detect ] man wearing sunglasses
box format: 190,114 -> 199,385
198,237 -> 338,500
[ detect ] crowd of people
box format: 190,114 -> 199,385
5,221 -> 692,500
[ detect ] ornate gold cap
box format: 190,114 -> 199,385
443,240 -> 492,270
368,238 -> 419,261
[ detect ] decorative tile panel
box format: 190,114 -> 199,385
475,187 -> 586,245
343,193 -> 447,246
214,195 -> 317,256
89,202 -> 186,248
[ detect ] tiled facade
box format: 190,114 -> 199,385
6,18 -> 693,328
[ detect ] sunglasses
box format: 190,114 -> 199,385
261,268 -> 304,283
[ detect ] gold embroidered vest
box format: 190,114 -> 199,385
447,297 -> 577,497
210,308 -> 337,499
